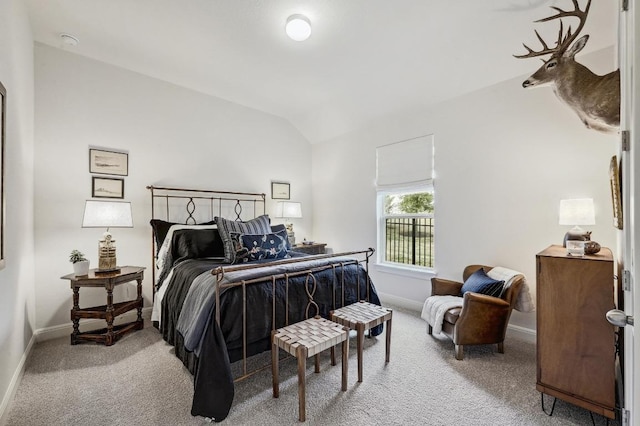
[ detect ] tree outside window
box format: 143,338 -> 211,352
381,190 -> 434,269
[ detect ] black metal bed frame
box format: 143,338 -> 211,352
147,185 -> 375,381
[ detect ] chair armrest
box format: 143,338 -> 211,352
431,277 -> 463,296
463,292 -> 510,309
454,292 -> 511,344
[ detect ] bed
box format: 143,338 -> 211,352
147,186 -> 382,421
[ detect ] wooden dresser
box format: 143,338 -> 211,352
535,245 -> 616,419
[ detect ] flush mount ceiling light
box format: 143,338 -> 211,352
60,33 -> 79,46
285,14 -> 311,41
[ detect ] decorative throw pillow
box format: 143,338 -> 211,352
215,215 -> 272,263
239,229 -> 290,262
270,224 -> 291,250
229,232 -> 250,263
150,219 -> 215,253
460,268 -> 505,298
171,228 -> 225,262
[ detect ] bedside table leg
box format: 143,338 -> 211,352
135,277 -> 143,329
105,288 -> 114,345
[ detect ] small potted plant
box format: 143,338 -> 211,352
69,250 -> 90,276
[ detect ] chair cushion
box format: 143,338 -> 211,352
444,307 -> 462,323
460,268 -> 504,297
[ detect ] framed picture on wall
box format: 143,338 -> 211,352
609,155 -> 623,230
271,182 -> 290,200
92,176 -> 124,199
0,81 -> 6,270
89,148 -> 128,176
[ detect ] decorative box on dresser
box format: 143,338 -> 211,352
293,243 -> 326,255
535,245 -> 616,419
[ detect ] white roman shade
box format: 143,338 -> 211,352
376,134 -> 434,189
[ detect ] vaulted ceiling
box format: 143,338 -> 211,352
25,0 -> 617,143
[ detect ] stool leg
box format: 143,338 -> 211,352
385,315 -> 392,363
330,312 -> 337,366
315,354 -> 320,373
271,331 -> 279,398
356,322 -> 365,383
297,346 -> 308,422
341,332 -> 349,391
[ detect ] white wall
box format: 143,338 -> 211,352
312,47 -> 618,332
33,44 -> 312,330
0,0 -> 35,419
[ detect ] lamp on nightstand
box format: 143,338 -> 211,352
82,200 -> 133,273
275,201 -> 302,246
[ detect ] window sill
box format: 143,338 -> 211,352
374,263 -> 436,280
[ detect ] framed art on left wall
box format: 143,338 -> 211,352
0,81 -> 6,269
92,176 -> 124,199
89,148 -> 128,176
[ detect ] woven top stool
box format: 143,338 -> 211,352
330,301 -> 392,382
271,316 -> 349,422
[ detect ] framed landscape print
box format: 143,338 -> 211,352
89,148 -> 128,176
271,181 -> 290,200
0,81 -> 5,269
92,176 -> 124,199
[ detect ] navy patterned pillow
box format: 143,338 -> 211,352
239,229 -> 290,262
460,268 -> 504,298
215,215 -> 272,263
270,224 -> 291,250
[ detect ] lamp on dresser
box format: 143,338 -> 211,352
558,198 -> 595,247
82,200 -> 133,273
274,201 -> 302,246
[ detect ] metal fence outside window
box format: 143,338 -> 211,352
385,216 -> 434,268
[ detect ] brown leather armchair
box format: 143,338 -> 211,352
428,265 -> 524,360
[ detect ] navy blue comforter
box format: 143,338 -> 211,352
160,254 -> 381,421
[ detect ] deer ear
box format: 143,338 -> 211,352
564,35 -> 589,58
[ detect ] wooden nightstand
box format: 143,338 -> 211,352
61,266 -> 145,346
293,243 -> 327,255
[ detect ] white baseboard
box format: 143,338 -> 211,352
34,307 -> 153,343
506,323 -> 536,344
377,291 -> 424,311
0,334 -> 36,426
0,306 -> 154,424
377,291 -> 537,344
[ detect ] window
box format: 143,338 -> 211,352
376,134 -> 434,271
380,189 -> 434,268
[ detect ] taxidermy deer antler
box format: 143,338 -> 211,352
514,0 -> 620,133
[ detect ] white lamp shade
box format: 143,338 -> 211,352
82,200 -> 133,228
558,198 -> 595,226
274,201 -> 302,219
286,14 -> 311,41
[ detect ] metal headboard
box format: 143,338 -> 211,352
147,185 -> 266,294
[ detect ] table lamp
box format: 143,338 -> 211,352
558,198 -> 595,247
274,201 -> 302,246
82,200 -> 133,273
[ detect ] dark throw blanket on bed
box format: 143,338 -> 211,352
160,257 -> 381,421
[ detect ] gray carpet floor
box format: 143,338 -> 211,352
5,307 -> 620,425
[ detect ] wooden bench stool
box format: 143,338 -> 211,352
330,301 -> 393,382
271,316 -> 349,422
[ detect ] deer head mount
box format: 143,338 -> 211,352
514,0 -> 620,133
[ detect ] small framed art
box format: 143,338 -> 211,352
92,176 -> 124,199
609,155 -> 622,230
271,182 -> 290,200
89,148 -> 128,176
